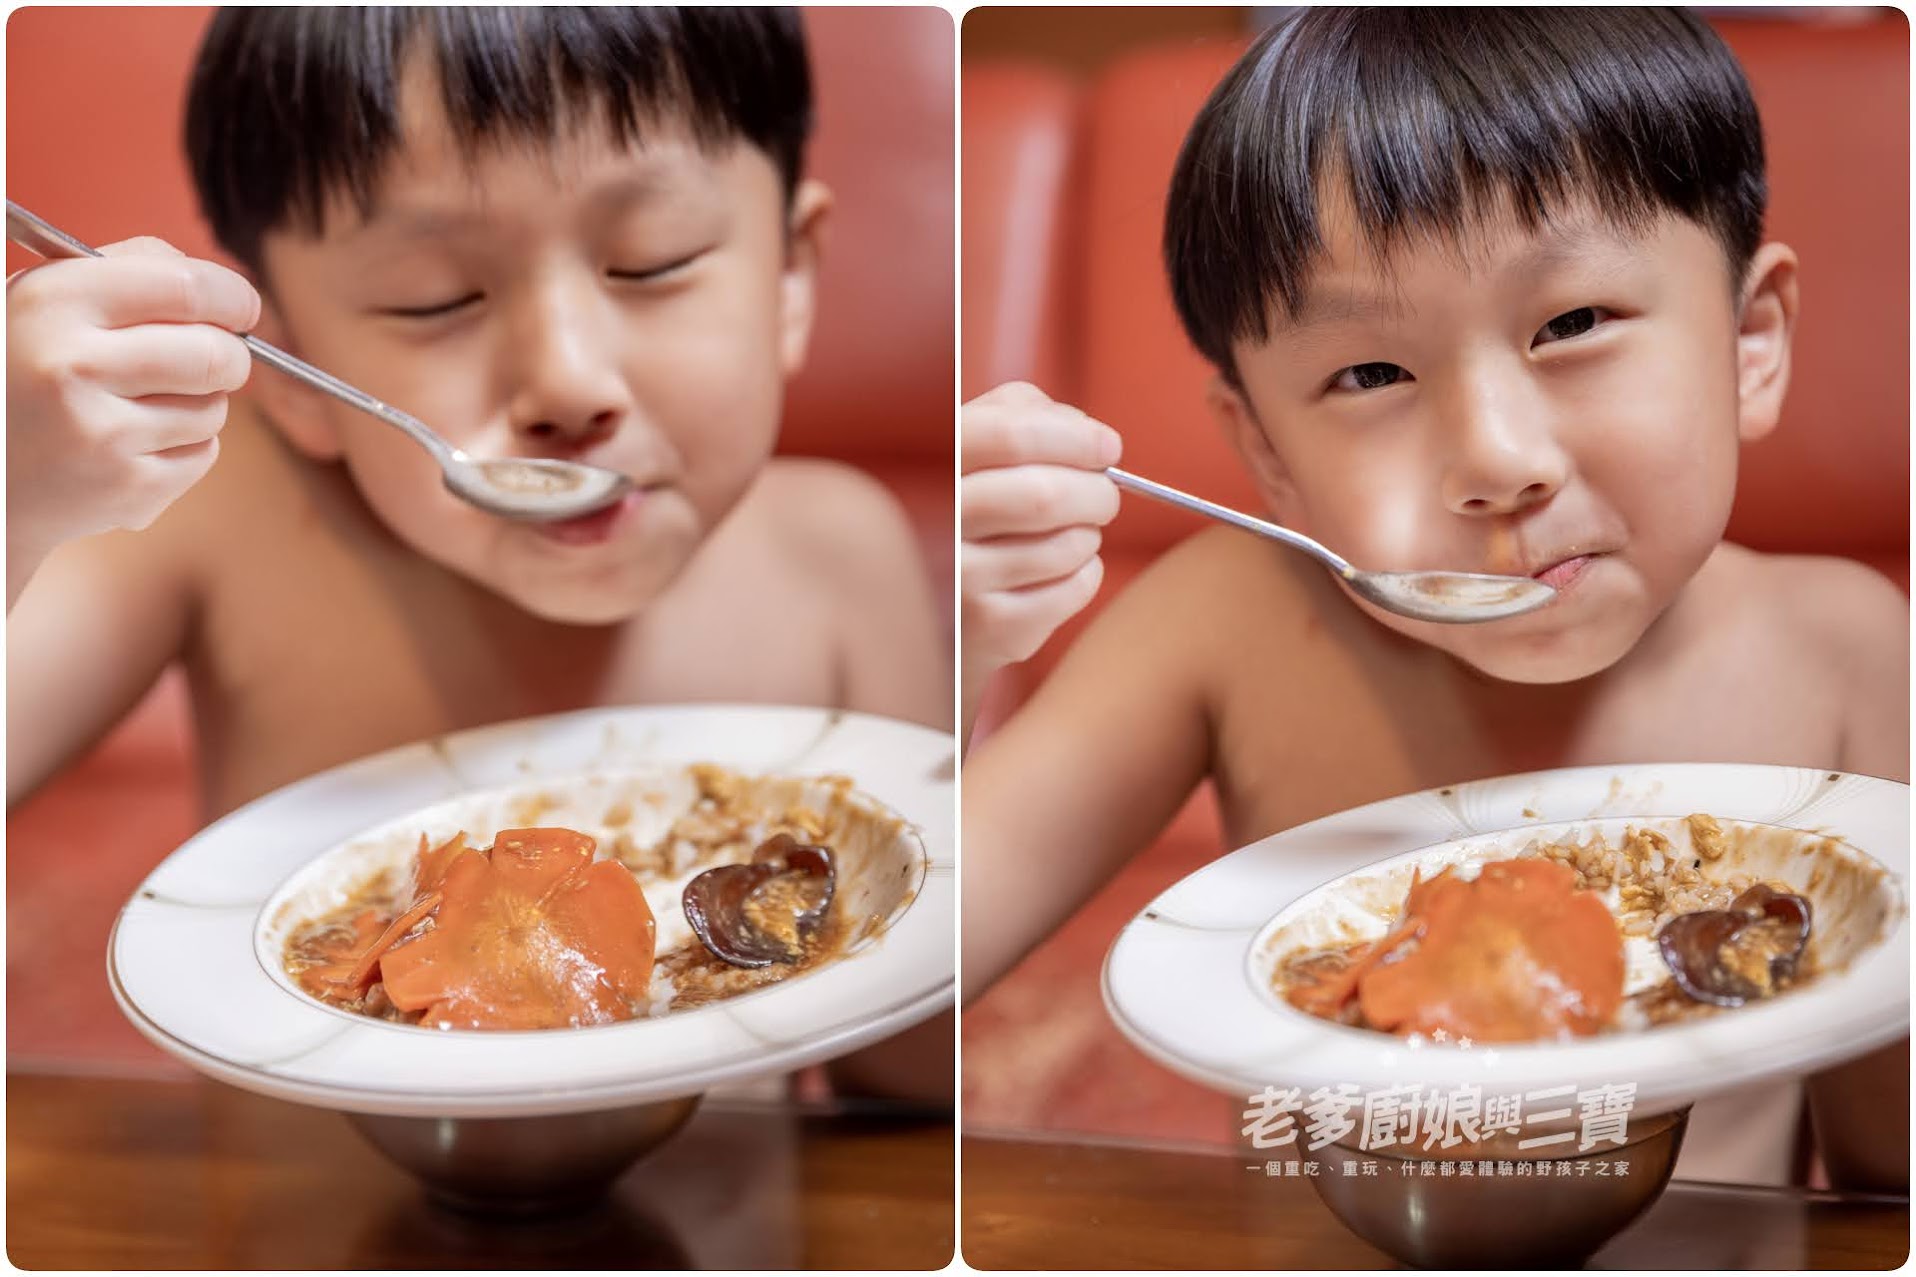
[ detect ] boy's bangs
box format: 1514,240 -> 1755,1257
1165,8 -> 1766,374
187,8 -> 812,269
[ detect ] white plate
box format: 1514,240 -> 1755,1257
1104,764 -> 1909,1115
110,704 -> 954,1118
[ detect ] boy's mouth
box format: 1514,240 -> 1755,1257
533,490 -> 644,547
1531,553 -> 1598,592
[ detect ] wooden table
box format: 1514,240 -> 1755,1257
963,1132 -> 1910,1269
7,1071 -> 954,1269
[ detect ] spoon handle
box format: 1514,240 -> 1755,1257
4,200 -> 93,261
1104,466 -> 1355,577
5,200 -> 457,464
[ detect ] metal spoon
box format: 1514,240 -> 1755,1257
5,200 -> 631,523
1106,467 -> 1555,623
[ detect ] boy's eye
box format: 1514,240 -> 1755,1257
1533,306 -> 1610,345
380,293 -> 482,320
1329,362 -> 1410,393
608,250 -> 706,283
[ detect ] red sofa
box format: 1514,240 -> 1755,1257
5,6 -> 954,1074
962,15 -> 1910,1145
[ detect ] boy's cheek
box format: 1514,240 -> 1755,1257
1338,485 -> 1433,569
646,305 -> 787,442
677,389 -> 783,517
656,273 -> 790,378
1575,395 -> 1740,538
625,282 -> 786,407
1283,454 -> 1433,568
338,437 -> 472,545
322,414 -> 517,580
334,414 -> 458,499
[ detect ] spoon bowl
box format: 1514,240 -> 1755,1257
1106,467 -> 1554,624
1348,567 -> 1557,623
448,456 -> 634,523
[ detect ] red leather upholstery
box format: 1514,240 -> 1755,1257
6,7 -> 954,1072
1721,17 -> 1909,567
961,63 -> 1082,399
963,15 -> 1910,1146
785,6 -> 955,594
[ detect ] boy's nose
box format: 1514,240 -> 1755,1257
503,284 -> 634,450
1438,387 -> 1570,517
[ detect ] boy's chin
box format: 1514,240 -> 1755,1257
510,591 -> 649,626
1449,627 -> 1637,686
479,567 -> 666,626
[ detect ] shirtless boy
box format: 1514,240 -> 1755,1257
961,8 -> 1906,1186
7,8 -> 948,1091
9,7 -> 945,808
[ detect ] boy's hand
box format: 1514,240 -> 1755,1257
961,382 -> 1122,737
7,237 -> 258,603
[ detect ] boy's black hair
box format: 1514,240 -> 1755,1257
185,7 -> 813,274
1165,8 -> 1767,380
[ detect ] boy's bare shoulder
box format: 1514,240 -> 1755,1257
713,458 -> 944,724
1716,542 -> 1908,665
1083,523 -> 1351,693
1110,523 -> 1352,646
731,457 -> 931,593
749,456 -> 920,540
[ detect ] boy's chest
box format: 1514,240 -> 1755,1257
186,535 -> 843,817
1210,622 -> 1847,848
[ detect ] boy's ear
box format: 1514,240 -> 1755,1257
246,299 -> 344,461
1734,241 -> 1798,445
778,179 -> 833,376
1206,374 -> 1302,523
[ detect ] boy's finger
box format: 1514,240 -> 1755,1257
88,324 -> 252,396
971,380 -> 1053,409
151,437 -> 221,467
79,255 -> 262,333
963,403 -> 1121,473
963,466 -> 1121,539
122,438 -> 221,529
966,554 -> 1106,666
126,393 -> 232,452
96,236 -> 188,259
962,526 -> 1102,597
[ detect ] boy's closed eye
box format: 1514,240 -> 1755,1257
607,248 -> 710,284
380,292 -> 483,320
373,249 -> 713,321
1324,306 -> 1617,393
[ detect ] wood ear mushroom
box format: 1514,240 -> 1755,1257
683,833 -> 837,969
1656,883 -> 1811,1008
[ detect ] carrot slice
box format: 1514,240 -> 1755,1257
1285,867 -> 1434,1019
1286,921 -> 1424,1019
488,828 -> 597,903
415,831 -> 470,894
294,909 -> 388,1000
1359,858 -> 1624,1041
377,829 -> 657,1030
342,889 -> 446,992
